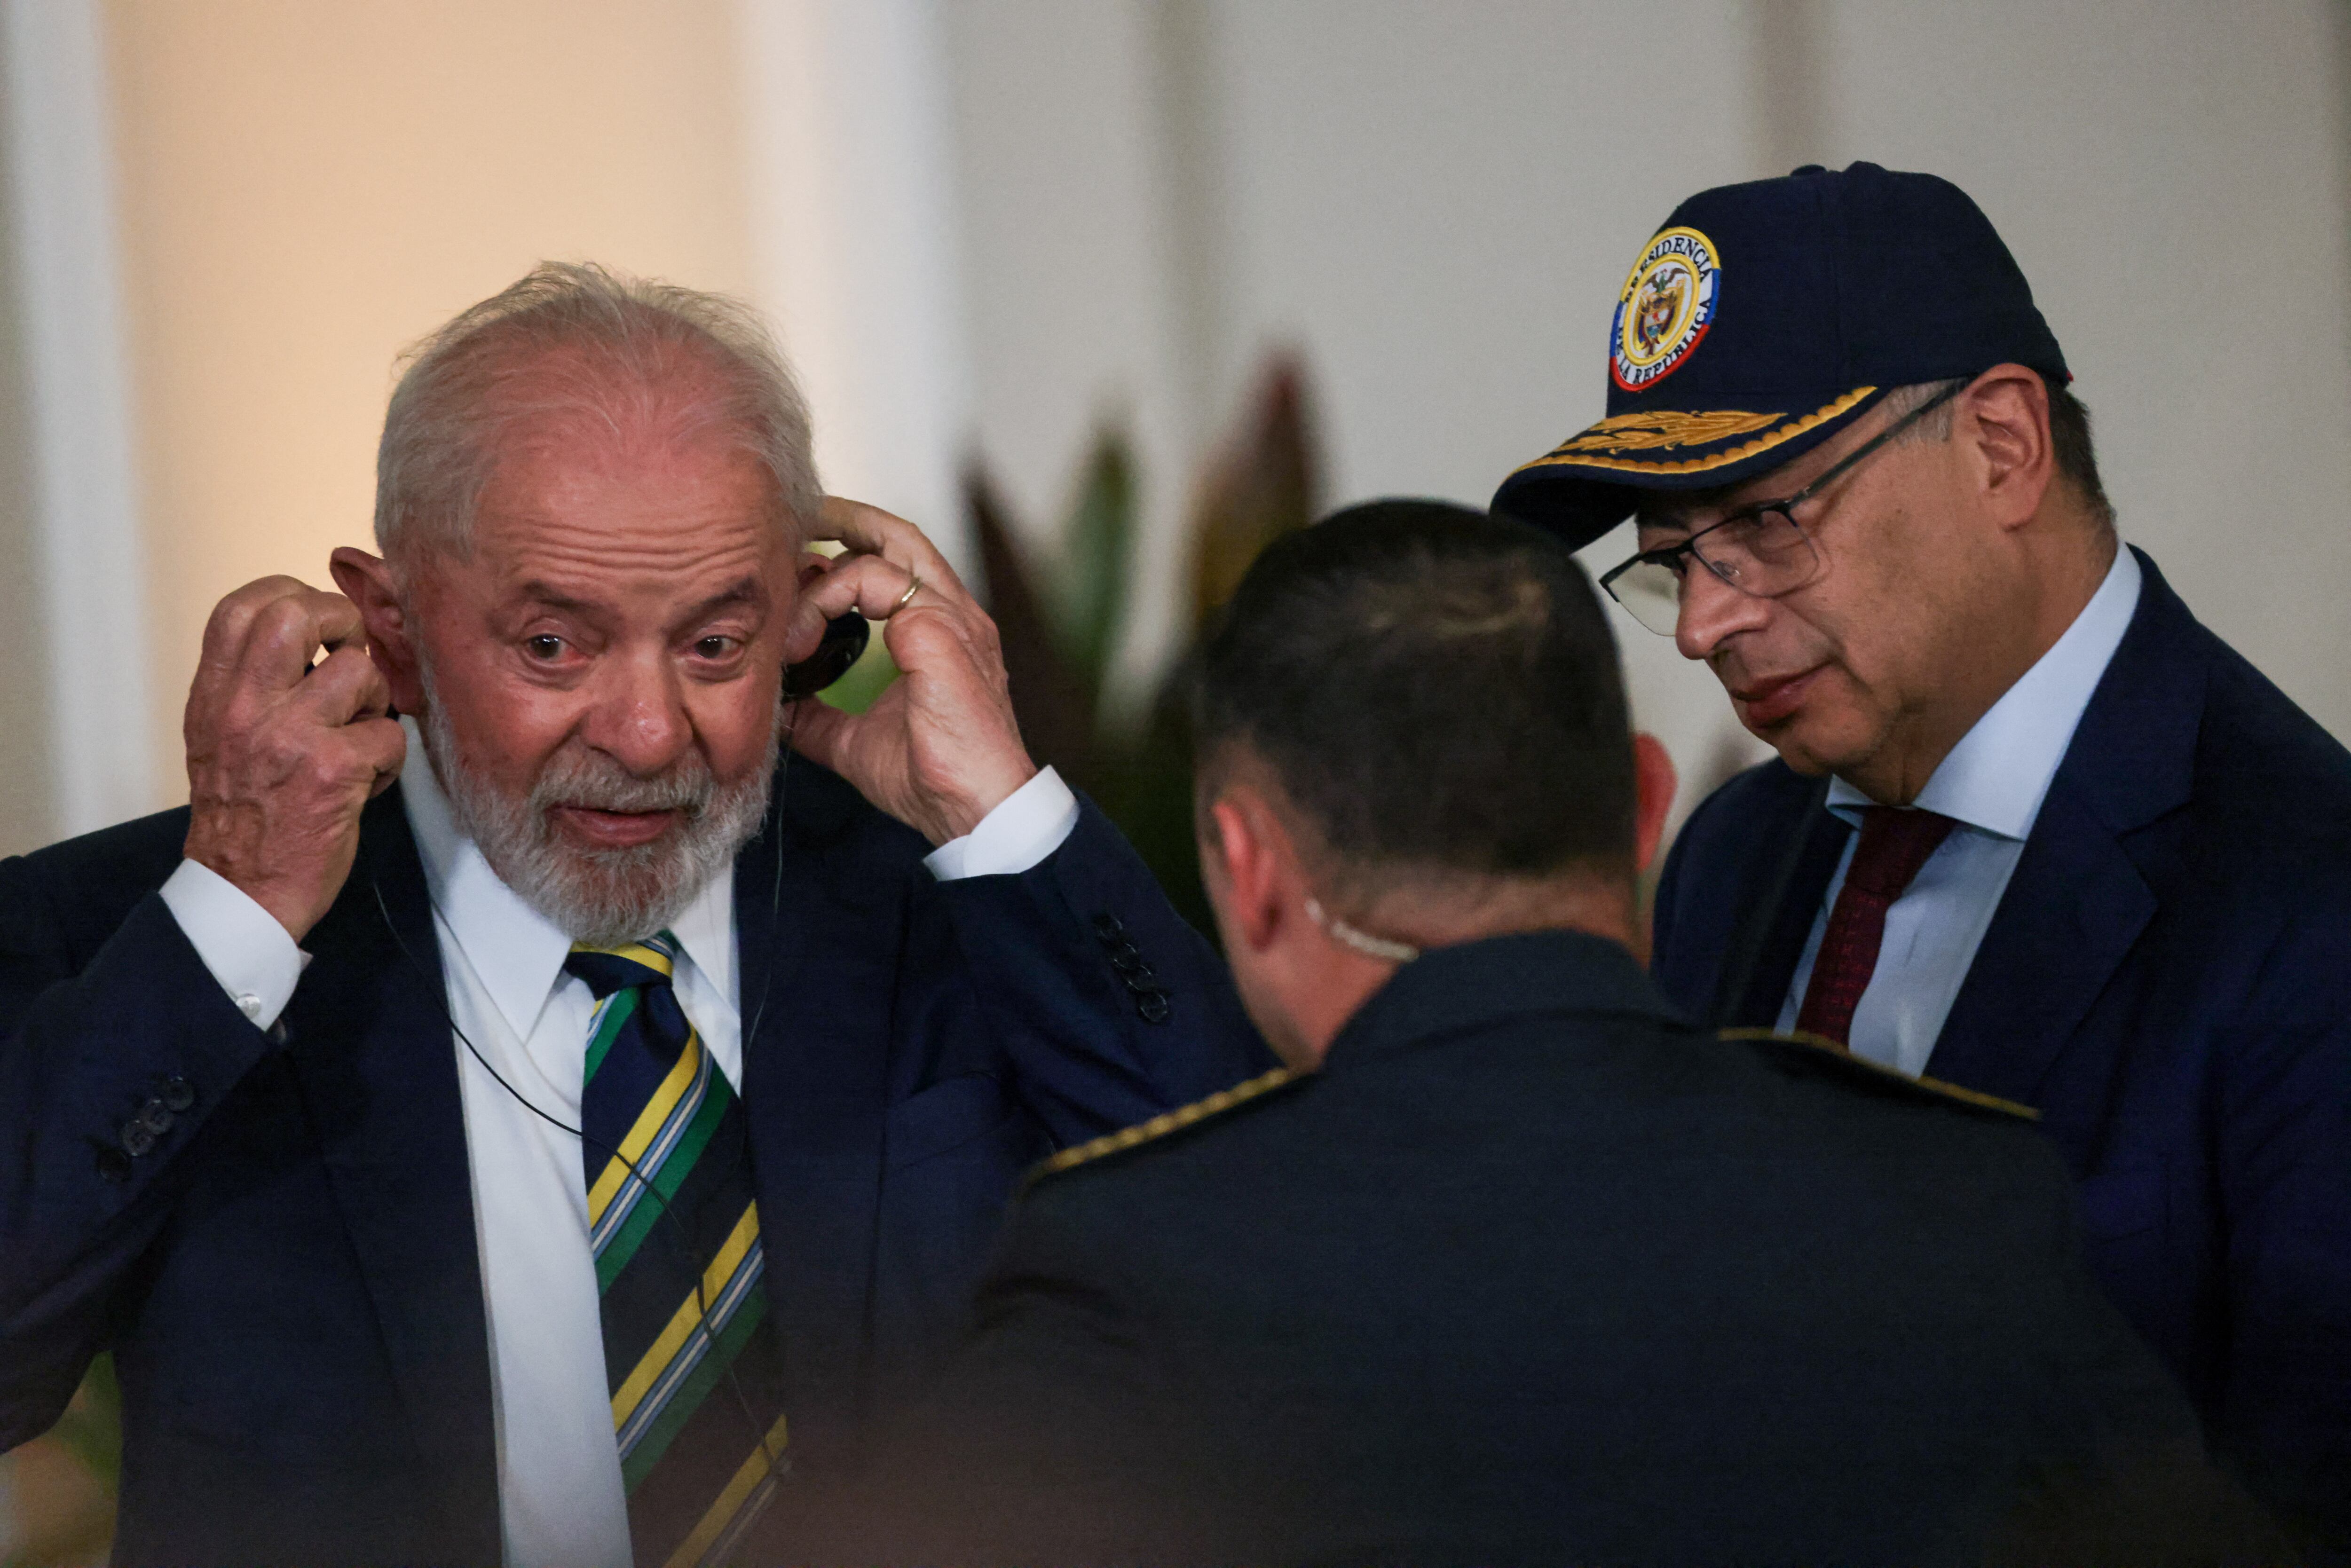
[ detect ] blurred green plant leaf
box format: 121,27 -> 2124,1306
1188,356 -> 1317,631
969,464 -> 1100,794
1051,435 -> 1134,690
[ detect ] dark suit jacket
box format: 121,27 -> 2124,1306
797,932 -> 2225,1567
1653,548 -> 2351,1553
0,756 -> 1268,1566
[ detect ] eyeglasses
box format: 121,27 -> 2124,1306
1598,381 -> 1965,636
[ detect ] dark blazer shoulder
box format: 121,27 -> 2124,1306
0,806 -> 193,966
1720,1028 -> 2040,1122
1024,1066 -> 1302,1193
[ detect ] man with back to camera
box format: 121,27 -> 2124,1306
0,263 -> 1267,1566
781,499 -> 2270,1567
1492,161 -> 2351,1554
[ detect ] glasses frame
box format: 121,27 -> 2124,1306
1599,379 -> 1967,633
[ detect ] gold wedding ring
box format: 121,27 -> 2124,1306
890,574 -> 923,615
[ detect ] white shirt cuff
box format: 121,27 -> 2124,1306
923,766 -> 1080,881
158,859 -> 310,1031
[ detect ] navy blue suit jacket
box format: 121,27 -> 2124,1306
0,757 -> 1268,1566
1654,549 -> 2351,1552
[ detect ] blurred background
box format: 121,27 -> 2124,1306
2,1 -> 2347,1560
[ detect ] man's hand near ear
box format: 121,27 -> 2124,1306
179,577 -> 407,944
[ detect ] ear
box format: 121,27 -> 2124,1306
1201,788 -> 1294,955
329,547 -> 426,715
1631,732 -> 1678,873
1957,363 -> 2056,533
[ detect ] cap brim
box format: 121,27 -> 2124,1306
1492,386 -> 1889,553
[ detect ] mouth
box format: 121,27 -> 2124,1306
548,804 -> 684,850
1727,664 -> 1828,728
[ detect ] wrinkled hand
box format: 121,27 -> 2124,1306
789,498 -> 1036,845
181,577 -> 407,943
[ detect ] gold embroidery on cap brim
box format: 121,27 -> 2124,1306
1553,407 -> 1785,454
1515,386 -> 1878,477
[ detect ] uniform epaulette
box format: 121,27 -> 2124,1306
1719,1028 -> 2040,1121
1026,1067 -> 1301,1190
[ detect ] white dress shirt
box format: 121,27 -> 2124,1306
1774,547 -> 2143,1077
159,722 -> 1079,1568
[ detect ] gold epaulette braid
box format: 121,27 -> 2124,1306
1718,1028 -> 2039,1120
1027,1067 -> 1300,1187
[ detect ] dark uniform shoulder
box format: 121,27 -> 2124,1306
1024,1067 -> 1304,1192
1720,1028 -> 2039,1121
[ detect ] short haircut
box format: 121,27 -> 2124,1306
1195,499 -> 1637,897
375,261 -> 820,561
1885,372 -> 2114,529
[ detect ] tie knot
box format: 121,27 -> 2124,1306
1846,807 -> 1958,899
563,933 -> 681,1000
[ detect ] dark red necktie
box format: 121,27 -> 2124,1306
1794,806 -> 1958,1048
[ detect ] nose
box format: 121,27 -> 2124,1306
581,649 -> 693,776
1674,563 -> 1774,662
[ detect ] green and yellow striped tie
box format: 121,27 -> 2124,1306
566,933 -> 789,1568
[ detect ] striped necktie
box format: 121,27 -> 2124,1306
565,933 -> 790,1568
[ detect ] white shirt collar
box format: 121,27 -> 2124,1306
397,716 -> 737,1037
1827,545 -> 2143,841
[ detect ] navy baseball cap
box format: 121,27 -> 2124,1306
1493,162 -> 2069,552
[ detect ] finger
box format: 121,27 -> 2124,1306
237,588 -> 367,690
348,714 -> 408,797
799,552 -> 930,624
193,575 -> 322,697
812,497 -> 974,606
296,643 -> 393,726
784,691 -> 855,774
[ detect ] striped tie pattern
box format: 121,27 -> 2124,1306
566,933 -> 790,1568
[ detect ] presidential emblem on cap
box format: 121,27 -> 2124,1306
1610,226 -> 1720,391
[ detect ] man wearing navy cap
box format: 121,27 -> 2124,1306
1495,161 -> 2351,1553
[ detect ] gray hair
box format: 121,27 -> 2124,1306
1882,373 -> 2114,531
374,261 -> 820,560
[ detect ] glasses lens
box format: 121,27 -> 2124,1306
1607,559 -> 1686,635
1694,509 -> 1820,595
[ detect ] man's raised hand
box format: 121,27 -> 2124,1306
181,577 -> 407,943
789,499 -> 1037,847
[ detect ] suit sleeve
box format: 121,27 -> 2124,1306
2212,907 -> 2351,1557
929,796 -> 1275,1144
0,861 -> 281,1450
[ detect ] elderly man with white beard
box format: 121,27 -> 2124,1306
0,264 -> 1268,1568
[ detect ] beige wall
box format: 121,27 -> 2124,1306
103,0 -> 759,806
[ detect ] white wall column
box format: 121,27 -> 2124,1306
735,0 -> 974,570
2,0 -> 156,842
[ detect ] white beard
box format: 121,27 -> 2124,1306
417,660 -> 780,946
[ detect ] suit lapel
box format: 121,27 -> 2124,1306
1923,782 -> 2157,1102
1712,776 -> 1847,1028
281,786 -> 501,1559
735,757 -> 888,1450
1924,549 -> 2203,1104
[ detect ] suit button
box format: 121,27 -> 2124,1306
1111,949 -> 1153,979
120,1119 -> 157,1158
1091,914 -> 1126,943
95,1147 -> 132,1183
1136,991 -> 1173,1025
159,1075 -> 197,1112
137,1099 -> 173,1136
